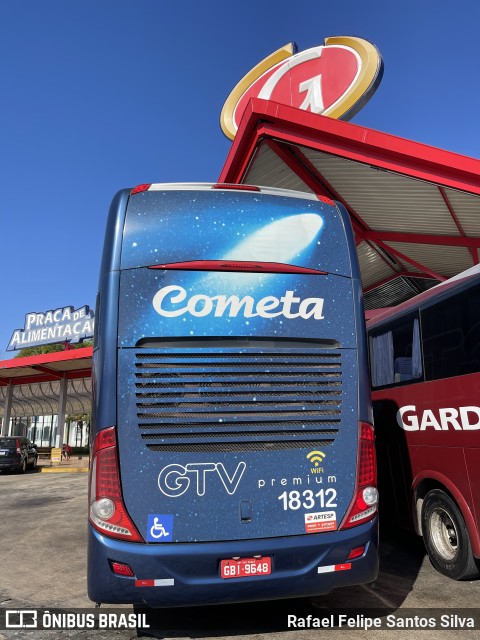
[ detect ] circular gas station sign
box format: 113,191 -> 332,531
221,36 -> 383,140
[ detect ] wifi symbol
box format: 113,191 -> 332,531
307,450 -> 326,467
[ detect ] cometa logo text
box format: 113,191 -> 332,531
152,285 -> 325,320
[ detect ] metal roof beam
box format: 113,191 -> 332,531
439,187 -> 479,265
0,369 -> 92,387
265,139 -> 406,283
363,230 -> 480,248
363,271 -> 436,294
264,139 -> 332,197
31,365 -> 64,379
266,140 -> 372,238
372,239 -> 446,282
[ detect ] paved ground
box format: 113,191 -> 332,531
38,454 -> 90,473
0,471 -> 479,639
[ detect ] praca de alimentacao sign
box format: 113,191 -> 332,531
220,36 -> 383,140
7,305 -> 94,351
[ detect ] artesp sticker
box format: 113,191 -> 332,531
305,510 -> 336,533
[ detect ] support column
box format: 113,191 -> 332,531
32,415 -> 38,445
1,383 -> 13,437
57,376 -> 68,448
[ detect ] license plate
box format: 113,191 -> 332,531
220,556 -> 271,579
0,451 -> 7,456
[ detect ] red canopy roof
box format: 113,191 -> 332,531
220,98 -> 480,309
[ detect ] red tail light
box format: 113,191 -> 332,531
212,183 -> 260,191
130,184 -> 151,195
89,427 -> 144,542
148,260 -> 326,275
318,195 -> 335,206
110,561 -> 135,577
340,422 -> 378,529
347,545 -> 366,560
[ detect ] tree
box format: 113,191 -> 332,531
65,413 -> 91,447
14,340 -> 93,358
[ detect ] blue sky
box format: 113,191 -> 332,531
1,0 -> 480,357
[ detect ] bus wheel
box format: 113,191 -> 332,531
421,489 -> 479,580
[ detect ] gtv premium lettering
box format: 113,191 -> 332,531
152,285 -> 325,320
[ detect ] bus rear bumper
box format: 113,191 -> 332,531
88,518 -> 378,607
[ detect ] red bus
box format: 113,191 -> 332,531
367,265 -> 480,581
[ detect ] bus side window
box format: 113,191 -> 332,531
370,313 -> 422,388
422,284 -> 480,381
394,357 -> 413,382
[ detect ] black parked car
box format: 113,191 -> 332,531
0,436 -> 38,473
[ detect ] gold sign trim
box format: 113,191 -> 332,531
220,36 -> 382,140
220,43 -> 295,140
322,36 -> 382,119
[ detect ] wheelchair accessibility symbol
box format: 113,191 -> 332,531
150,517 -> 169,538
147,514 -> 173,542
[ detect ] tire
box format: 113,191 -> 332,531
421,489 -> 479,580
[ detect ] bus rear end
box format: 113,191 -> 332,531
88,183 -> 378,607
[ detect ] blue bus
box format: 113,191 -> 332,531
88,183 -> 378,607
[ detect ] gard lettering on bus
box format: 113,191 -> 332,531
158,462 -> 247,497
396,405 -> 480,431
152,285 -> 325,320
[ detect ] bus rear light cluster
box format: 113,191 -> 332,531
89,427 -> 144,542
341,422 -> 378,529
